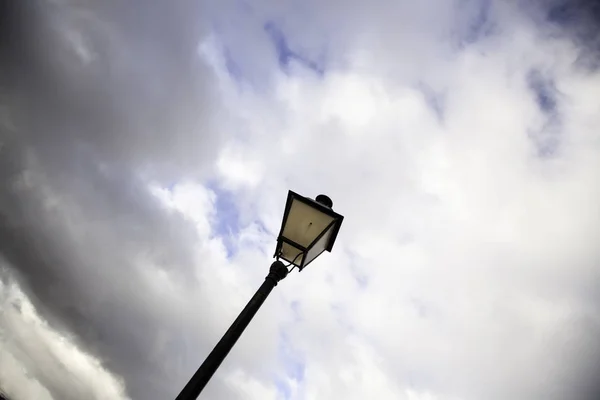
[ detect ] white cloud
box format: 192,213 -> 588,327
0,271 -> 130,400
187,2 -> 600,399
0,350 -> 56,400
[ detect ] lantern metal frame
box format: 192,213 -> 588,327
274,190 -> 344,271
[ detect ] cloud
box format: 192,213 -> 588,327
0,270 -> 129,400
0,1 -> 599,400
0,1 -> 240,398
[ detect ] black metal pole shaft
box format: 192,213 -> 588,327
175,261 -> 289,400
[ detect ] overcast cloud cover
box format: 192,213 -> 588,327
0,0 -> 599,399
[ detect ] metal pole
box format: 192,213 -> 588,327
175,261 -> 289,400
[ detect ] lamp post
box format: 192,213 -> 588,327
175,191 -> 344,400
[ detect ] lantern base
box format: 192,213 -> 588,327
266,260 -> 289,285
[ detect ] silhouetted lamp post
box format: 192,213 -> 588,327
175,191 -> 344,400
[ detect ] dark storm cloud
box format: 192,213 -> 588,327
516,2 -> 600,394
0,0 -> 222,178
0,1 -> 231,398
523,0 -> 600,68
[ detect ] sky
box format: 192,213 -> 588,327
0,0 -> 599,399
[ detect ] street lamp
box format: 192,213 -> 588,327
175,191 -> 344,400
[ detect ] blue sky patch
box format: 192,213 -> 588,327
263,21 -> 326,76
526,69 -> 561,158
417,83 -> 446,122
222,46 -> 244,83
409,297 -> 431,319
527,69 -> 558,115
289,300 -> 302,322
528,128 -> 561,158
206,181 -> 240,257
287,358 -> 305,382
273,331 -> 305,398
278,330 -> 306,381
352,268 -> 369,290
275,378 -> 292,400
459,0 -> 494,46
331,303 -> 356,335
